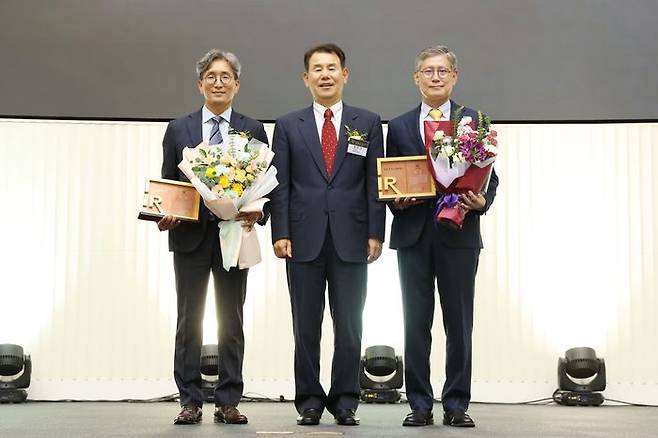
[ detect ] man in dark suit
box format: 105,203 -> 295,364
158,49 -> 268,425
386,45 -> 499,428
269,43 -> 385,426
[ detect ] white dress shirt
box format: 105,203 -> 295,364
312,100 -> 342,142
419,100 -> 451,145
202,105 -> 233,144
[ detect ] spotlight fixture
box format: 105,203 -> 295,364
200,344 -> 219,402
359,345 -> 403,403
554,347 -> 606,406
0,344 -> 32,403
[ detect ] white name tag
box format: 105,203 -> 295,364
347,143 -> 368,157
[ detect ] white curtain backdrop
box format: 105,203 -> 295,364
1,119 -> 656,403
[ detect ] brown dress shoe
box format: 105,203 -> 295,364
174,405 -> 202,424
214,405 -> 248,424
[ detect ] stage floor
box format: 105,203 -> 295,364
0,401 -> 656,437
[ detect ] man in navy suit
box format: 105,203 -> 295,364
269,43 -> 385,426
158,49 -> 268,425
387,45 -> 499,428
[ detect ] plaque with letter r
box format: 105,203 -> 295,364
377,156 -> 436,201
138,178 -> 200,222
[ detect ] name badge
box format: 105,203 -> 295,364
347,138 -> 369,157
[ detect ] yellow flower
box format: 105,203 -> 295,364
219,175 -> 230,188
205,166 -> 217,178
246,174 -> 255,182
232,183 -> 244,196
234,168 -> 247,183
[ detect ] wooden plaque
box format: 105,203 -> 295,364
138,178 -> 200,222
377,155 -> 436,200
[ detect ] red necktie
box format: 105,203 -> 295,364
321,108 -> 337,175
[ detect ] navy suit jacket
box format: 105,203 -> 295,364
161,108 -> 268,253
269,104 -> 386,263
386,101 -> 498,250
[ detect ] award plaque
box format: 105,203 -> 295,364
377,156 -> 436,200
138,178 -> 200,222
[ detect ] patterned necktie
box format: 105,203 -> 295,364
428,108 -> 443,121
209,116 -> 224,145
321,108 -> 337,175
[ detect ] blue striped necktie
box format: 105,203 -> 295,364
209,116 -> 224,145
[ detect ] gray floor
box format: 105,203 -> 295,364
0,402 -> 657,438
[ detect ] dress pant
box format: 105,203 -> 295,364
398,215 -> 480,413
173,222 -> 248,407
286,227 -> 367,415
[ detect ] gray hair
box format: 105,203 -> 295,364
196,49 -> 241,79
415,45 -> 458,72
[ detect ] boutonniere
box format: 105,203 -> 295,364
228,127 -> 252,140
344,125 -> 368,142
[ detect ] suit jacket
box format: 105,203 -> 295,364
269,104 -> 386,263
386,101 -> 499,250
161,108 -> 269,253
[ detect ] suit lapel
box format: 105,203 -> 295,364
298,106 -> 329,181
406,104 -> 425,154
185,109 -> 203,147
229,110 -> 245,133
330,104 -> 356,183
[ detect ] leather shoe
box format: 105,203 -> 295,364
402,410 -> 434,426
214,405 -> 248,424
296,408 -> 322,425
334,409 -> 359,426
174,405 -> 202,424
443,410 -> 475,427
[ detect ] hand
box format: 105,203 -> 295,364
392,196 -> 423,210
459,191 -> 486,213
273,238 -> 292,259
236,211 -> 262,232
367,238 -> 383,263
157,214 -> 180,231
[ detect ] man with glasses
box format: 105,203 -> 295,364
158,49 -> 268,425
386,45 -> 498,428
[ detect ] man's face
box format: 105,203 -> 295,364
303,51 -> 349,107
197,59 -> 240,111
414,54 -> 458,107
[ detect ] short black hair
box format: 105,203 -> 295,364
303,43 -> 346,71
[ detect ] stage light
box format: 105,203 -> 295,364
0,344 -> 32,403
359,345 -> 403,403
554,347 -> 606,406
200,344 -> 219,402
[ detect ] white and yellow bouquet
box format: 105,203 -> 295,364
178,128 -> 278,270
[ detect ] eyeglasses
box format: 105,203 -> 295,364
418,68 -> 453,79
203,73 -> 235,85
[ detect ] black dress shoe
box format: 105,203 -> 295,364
402,410 -> 434,426
334,409 -> 359,426
443,410 -> 475,427
297,408 -> 322,426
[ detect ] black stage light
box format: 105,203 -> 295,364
359,345 -> 403,403
200,344 -> 219,402
0,344 -> 32,403
554,347 -> 606,406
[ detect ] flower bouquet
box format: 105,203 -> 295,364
424,108 -> 498,230
178,128 -> 278,270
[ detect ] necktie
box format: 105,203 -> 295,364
321,108 -> 337,175
428,108 -> 443,121
209,116 -> 224,145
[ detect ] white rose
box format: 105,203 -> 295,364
444,145 -> 454,156
461,116 -> 473,125
433,130 -> 444,141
